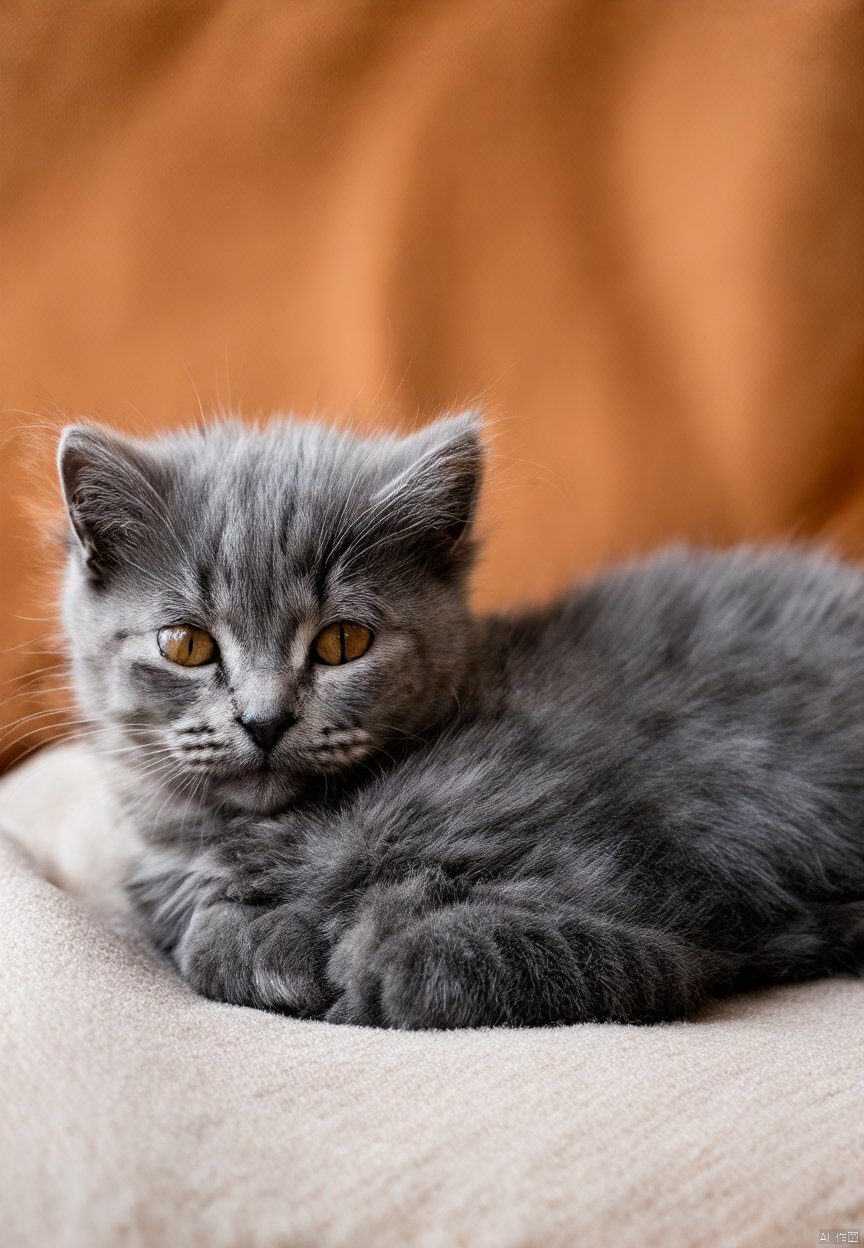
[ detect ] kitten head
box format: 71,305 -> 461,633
57,414 -> 482,816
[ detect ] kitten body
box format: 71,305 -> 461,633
57,417 -> 864,1027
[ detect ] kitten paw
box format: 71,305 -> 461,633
177,902 -> 330,1016
325,903 -> 512,1029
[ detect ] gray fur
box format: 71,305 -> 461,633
57,416 -> 864,1027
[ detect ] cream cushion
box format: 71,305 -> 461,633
0,745 -> 862,1247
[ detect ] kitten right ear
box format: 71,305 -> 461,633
57,424 -> 161,580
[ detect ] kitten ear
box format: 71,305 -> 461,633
373,411 -> 483,568
57,424 -> 162,580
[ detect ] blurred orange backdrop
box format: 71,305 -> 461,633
1,0 -> 862,769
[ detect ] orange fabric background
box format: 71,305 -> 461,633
1,0 -> 862,769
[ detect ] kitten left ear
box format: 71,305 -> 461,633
374,411 -> 483,564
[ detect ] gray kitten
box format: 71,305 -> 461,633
57,415 -> 864,1027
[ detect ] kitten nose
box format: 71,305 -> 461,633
238,712 -> 296,752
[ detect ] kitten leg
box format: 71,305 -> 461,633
326,896 -> 718,1028
176,900 -> 330,1016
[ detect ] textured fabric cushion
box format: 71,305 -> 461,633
1,0 -> 862,766
0,744 -> 862,1247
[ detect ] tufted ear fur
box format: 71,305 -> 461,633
57,424 -> 164,582
371,412 -> 483,574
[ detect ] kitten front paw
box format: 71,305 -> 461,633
325,903 -> 509,1029
177,902 -> 330,1017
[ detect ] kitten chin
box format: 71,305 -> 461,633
210,770 -> 304,816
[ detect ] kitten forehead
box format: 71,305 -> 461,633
153,425 -> 376,641
159,420 -> 389,530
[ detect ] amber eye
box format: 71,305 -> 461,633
158,625 -> 218,667
312,622 -> 372,665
